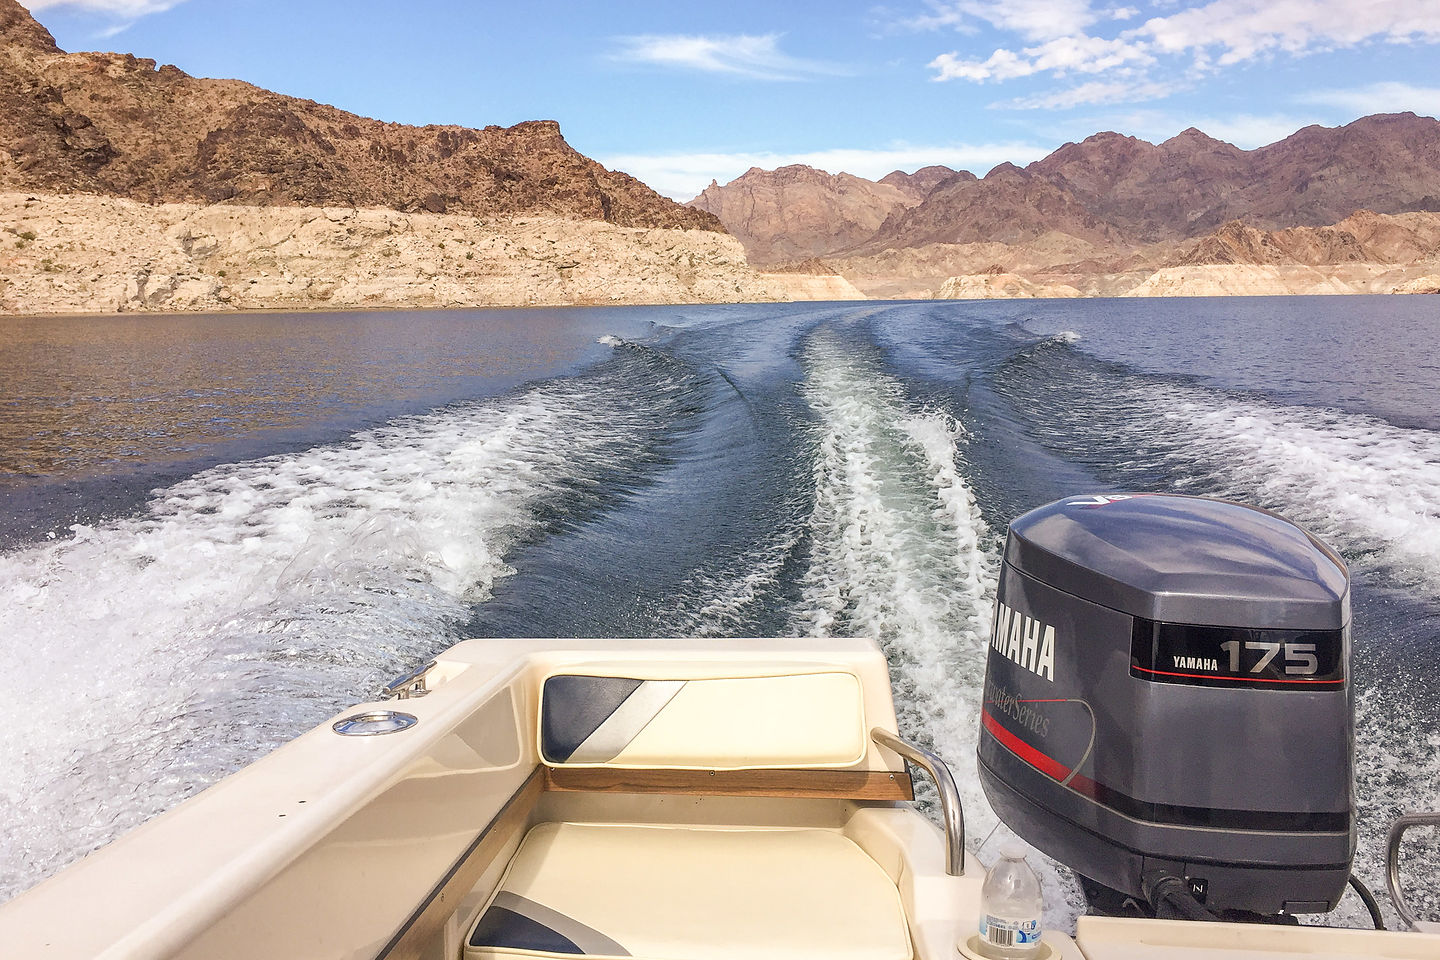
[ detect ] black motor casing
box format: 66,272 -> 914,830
977,494 -> 1355,915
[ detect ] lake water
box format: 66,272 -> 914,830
1,297 -> 1437,927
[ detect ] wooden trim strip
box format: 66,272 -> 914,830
377,767 -> 544,960
544,766 -> 914,801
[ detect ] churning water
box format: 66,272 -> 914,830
1,298 -> 1436,929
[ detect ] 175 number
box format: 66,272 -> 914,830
1219,640 -> 1318,676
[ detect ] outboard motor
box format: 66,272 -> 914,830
978,494 -> 1354,918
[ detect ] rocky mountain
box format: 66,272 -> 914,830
859,113 -> 1440,254
0,0 -> 717,230
878,165 -> 962,200
686,164 -> 938,265
861,162 -> 1122,252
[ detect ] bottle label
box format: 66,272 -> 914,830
981,915 -> 1041,948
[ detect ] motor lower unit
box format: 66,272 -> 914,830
977,493 -> 1355,917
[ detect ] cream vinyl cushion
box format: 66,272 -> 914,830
465,822 -> 913,960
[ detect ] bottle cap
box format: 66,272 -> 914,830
1000,842 -> 1029,860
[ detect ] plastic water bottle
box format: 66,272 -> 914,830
977,844 -> 1043,958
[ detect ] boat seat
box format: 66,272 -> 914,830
464,821 -> 914,960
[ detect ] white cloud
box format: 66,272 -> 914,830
907,1 -> 1104,41
931,33 -> 1153,80
1296,81 -> 1440,118
597,143 -> 1050,201
930,48 -> 1034,81
21,0 -> 186,15
928,0 -> 1440,107
608,34 -> 844,81
995,78 -> 1181,109
1139,0 -> 1440,67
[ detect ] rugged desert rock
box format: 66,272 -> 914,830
687,165 -> 929,265
1170,211 -> 1440,267
761,273 -> 866,301
937,271 -> 1080,300
0,0 -> 717,231
1392,275 -> 1440,294
828,231 -> 1114,298
1120,265 -> 1356,298
828,210 -> 1440,299
0,192 -> 860,314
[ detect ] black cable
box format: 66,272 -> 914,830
1347,874 -> 1386,931
1144,874 -> 1216,922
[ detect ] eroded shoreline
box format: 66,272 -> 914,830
0,192 -> 862,316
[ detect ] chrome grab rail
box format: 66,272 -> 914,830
1386,810 -> 1440,930
871,727 -> 966,876
382,660 -> 437,700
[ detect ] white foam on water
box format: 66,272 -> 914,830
791,331 -> 1084,925
0,371 -> 662,902
1346,683 -> 1440,927
1137,394 -> 1440,590
684,524 -> 804,636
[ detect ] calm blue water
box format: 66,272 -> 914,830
2,297 -> 1437,926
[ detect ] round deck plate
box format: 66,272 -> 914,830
332,710 -> 418,736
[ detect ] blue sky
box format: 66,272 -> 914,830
20,1 -> 1440,199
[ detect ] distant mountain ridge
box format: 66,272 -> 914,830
882,113 -> 1440,252
690,113 -> 1440,266
687,163 -> 956,265
0,0 -> 718,230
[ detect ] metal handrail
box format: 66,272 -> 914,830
1386,811 -> 1440,930
382,660 -> 437,700
871,727 -> 966,876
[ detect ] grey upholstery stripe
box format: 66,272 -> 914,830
566,680 -> 686,763
541,676 -> 644,763
491,891 -> 631,956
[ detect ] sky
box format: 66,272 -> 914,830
19,0 -> 1440,199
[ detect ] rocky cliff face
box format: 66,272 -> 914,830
686,164 -> 930,265
0,192 -> 863,314
0,0 -> 718,230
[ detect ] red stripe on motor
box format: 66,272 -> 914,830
981,708 -> 1101,799
1131,665 -> 1345,685
982,708 -> 1069,780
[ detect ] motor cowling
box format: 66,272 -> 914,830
977,494 -> 1355,916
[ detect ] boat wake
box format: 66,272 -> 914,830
788,327 -> 1084,923
0,340 -> 702,901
